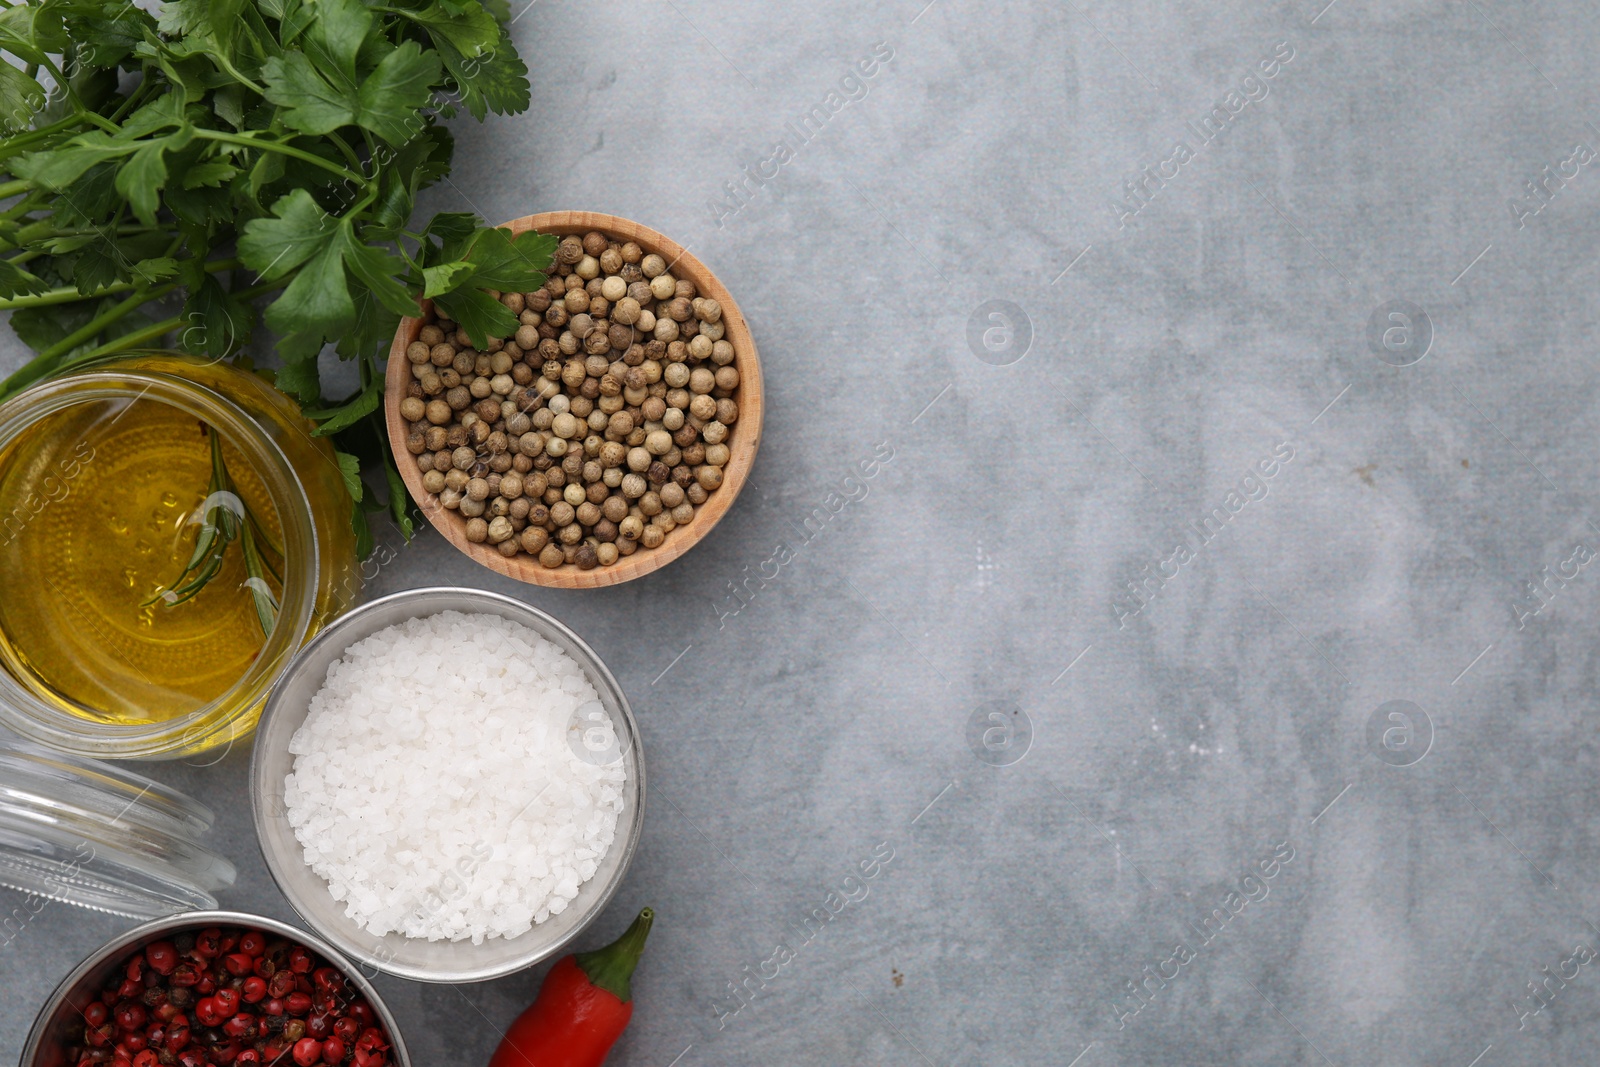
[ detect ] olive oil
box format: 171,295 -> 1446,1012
0,396 -> 283,724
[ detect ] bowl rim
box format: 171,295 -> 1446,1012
383,209 -> 764,588
248,585 -> 646,983
20,909 -> 413,1067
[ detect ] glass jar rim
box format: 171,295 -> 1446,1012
0,366 -> 321,758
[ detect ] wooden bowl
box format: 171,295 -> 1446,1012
385,211 -> 763,588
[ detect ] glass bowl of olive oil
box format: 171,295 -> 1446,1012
0,354 -> 359,759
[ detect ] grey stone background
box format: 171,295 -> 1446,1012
5,0 -> 1600,1063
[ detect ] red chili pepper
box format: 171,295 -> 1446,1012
488,908 -> 654,1067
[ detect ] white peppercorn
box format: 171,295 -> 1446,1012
408,233 -> 741,570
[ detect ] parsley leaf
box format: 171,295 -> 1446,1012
356,41 -> 441,145
265,238 -> 355,337
237,189 -> 335,281
0,0 -> 545,554
262,51 -> 356,135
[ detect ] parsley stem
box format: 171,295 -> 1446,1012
1,189 -> 48,221
58,280 -> 279,369
0,258 -> 240,311
67,314 -> 186,363
0,179 -> 30,199
0,114 -> 93,161
191,130 -> 366,185
108,78 -> 154,124
328,133 -> 364,173
209,53 -> 265,96
0,283 -> 180,397
34,53 -> 115,133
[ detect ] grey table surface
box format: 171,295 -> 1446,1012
5,0 -> 1600,1063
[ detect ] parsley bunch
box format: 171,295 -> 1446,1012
0,0 -> 555,554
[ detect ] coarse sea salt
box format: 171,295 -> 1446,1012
283,610 -> 626,943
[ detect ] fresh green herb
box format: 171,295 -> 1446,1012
0,0 -> 555,550
144,424 -> 282,637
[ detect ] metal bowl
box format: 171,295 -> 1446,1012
250,587 -> 645,983
20,910 -> 412,1067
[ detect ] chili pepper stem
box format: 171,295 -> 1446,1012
574,908 -> 654,1003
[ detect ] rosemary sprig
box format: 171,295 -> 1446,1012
144,426 -> 282,637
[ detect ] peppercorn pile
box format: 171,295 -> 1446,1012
61,925 -> 392,1067
398,230 -> 741,571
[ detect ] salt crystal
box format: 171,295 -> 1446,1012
282,611 -> 626,942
